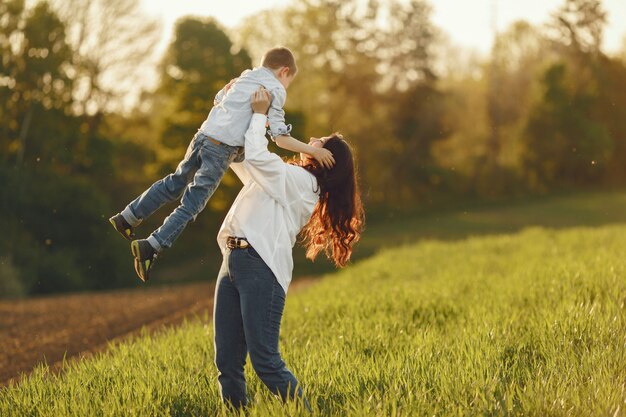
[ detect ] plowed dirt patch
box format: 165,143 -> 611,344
0,282 -> 215,386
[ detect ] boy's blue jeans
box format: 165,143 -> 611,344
121,131 -> 243,251
213,247 -> 311,411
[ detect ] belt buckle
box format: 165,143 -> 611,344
227,236 -> 249,249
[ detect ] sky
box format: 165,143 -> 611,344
140,0 -> 626,55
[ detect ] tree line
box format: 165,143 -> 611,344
1,0 -> 625,296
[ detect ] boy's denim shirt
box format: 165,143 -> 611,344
199,66 -> 292,147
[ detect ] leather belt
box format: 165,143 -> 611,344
226,236 -> 250,249
206,136 -> 222,146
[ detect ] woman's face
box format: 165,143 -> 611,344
302,136 -> 332,164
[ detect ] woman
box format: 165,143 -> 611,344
213,88 -> 364,411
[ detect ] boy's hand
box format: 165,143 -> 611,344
214,78 -> 239,105
224,78 -> 237,92
251,88 -> 271,114
311,147 -> 335,169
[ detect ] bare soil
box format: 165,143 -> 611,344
0,278 -> 315,387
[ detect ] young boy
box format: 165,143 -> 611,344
109,47 -> 334,282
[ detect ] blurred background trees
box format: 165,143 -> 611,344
1,0 -> 625,297
0,0 -> 157,296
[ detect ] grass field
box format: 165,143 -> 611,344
2,192 -> 626,416
293,189 -> 626,274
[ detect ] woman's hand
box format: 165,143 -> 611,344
251,88 -> 272,114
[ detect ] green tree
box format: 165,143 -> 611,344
458,21 -> 552,196
0,1 -> 117,177
0,0 -> 74,166
0,164 -> 130,295
590,56 -> 626,183
522,63 -> 612,188
520,0 -> 615,190
49,0 -> 161,120
0,1 -> 142,296
383,83 -> 451,203
487,22 -> 548,162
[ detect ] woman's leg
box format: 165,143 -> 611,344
213,257 -> 248,409
229,248 -> 311,411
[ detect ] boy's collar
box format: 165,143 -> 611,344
258,66 -> 278,79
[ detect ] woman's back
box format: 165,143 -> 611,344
217,114 -> 319,294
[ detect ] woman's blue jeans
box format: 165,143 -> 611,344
213,246 -> 310,411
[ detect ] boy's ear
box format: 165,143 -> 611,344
279,66 -> 290,77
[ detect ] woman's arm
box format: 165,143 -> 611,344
229,161 -> 251,185
240,89 -> 290,204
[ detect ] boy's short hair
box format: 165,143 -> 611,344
261,47 -> 298,76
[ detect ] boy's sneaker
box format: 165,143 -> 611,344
131,239 -> 158,282
109,214 -> 135,241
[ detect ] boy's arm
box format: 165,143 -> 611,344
267,87 -> 335,168
274,135 -> 335,169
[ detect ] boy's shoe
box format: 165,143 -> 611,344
131,239 -> 158,282
109,214 -> 135,241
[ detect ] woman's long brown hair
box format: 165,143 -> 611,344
298,135 -> 364,267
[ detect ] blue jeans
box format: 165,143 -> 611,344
121,132 -> 243,250
213,247 -> 311,411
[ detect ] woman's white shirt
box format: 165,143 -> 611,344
217,114 -> 319,294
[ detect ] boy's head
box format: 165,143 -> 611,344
261,46 -> 297,89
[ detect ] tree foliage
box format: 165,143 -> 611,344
522,63 -> 612,188
520,0 -> 621,190
0,1 -> 74,165
548,0 -> 607,54
48,0 -> 161,117
0,1 -> 135,296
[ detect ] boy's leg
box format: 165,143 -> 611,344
147,139 -> 235,251
120,134 -> 203,227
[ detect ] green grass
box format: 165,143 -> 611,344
2,192 -> 626,416
359,189 -> 626,255
293,189 -> 626,275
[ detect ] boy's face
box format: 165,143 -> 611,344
277,67 -> 296,89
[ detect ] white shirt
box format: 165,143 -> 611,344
217,114 -> 319,294
199,67 -> 292,147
